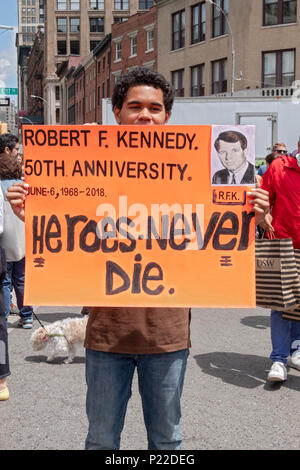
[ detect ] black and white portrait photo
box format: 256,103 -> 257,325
211,126 -> 255,186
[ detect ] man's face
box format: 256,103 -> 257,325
5,143 -> 21,163
113,85 -> 170,125
217,140 -> 247,172
273,145 -> 286,156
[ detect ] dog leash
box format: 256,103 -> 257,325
33,311 -> 46,329
32,311 -> 71,344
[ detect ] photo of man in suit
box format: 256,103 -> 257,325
212,130 -> 255,185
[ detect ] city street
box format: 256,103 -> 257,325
1,305 -> 300,451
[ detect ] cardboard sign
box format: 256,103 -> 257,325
22,125 -> 256,307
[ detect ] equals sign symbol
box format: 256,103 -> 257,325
33,257 -> 45,268
220,256 -> 232,267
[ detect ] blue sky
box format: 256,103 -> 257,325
0,0 -> 18,102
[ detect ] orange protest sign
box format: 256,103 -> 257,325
23,124 -> 256,307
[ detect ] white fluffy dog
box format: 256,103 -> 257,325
30,316 -> 88,363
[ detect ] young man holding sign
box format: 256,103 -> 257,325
7,68 -> 269,450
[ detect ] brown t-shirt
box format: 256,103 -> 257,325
84,307 -> 191,354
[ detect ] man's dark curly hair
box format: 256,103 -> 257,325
0,133 -> 19,154
0,134 -> 22,179
112,67 -> 175,113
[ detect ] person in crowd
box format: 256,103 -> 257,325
212,130 -> 255,185
260,149 -> 300,382
6,67 -> 270,449
272,142 -> 287,157
258,142 -> 287,177
0,184 -> 9,401
257,152 -> 277,178
0,134 -> 33,329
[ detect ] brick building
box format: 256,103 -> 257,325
156,0 -> 299,98
42,0 -> 153,124
62,5 -> 156,124
111,6 -> 157,85
26,27 -> 45,122
57,55 -> 84,123
73,64 -> 85,124
94,34 -> 112,124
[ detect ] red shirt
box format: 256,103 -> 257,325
261,155 -> 300,249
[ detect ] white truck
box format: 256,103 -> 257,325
102,92 -> 300,161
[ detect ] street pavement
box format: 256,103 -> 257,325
1,305 -> 300,451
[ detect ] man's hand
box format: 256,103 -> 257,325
6,182 -> 28,222
247,187 -> 270,225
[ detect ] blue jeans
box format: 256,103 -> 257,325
270,310 -> 300,364
3,258 -> 33,320
85,348 -> 189,450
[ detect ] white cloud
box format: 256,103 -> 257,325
0,29 -> 17,88
0,58 -> 11,86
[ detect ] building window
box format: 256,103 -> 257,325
57,18 -> 67,33
172,69 -> 184,96
68,105 -> 75,124
90,0 -> 104,9
114,0 -> 129,10
212,58 -> 227,93
172,10 -> 185,50
212,0 -> 228,38
57,0 -> 66,9
114,17 -> 128,22
146,29 -> 154,51
130,36 -> 137,56
263,49 -> 295,87
89,17 -> 104,32
39,2 -> 44,22
70,0 -> 80,10
68,83 -> 75,99
191,64 -> 205,96
139,0 -> 153,9
115,41 -> 122,61
70,40 -> 80,54
55,86 -> 60,100
70,17 -> 80,32
90,40 -> 100,50
57,40 -> 67,55
263,0 -> 296,25
191,2 -> 206,44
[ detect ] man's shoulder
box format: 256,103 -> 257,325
245,162 -> 254,172
240,162 -> 255,183
214,168 -> 228,176
212,168 -> 228,183
271,155 -> 294,170
257,164 -> 266,176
